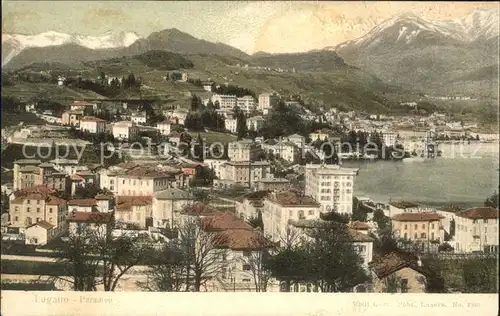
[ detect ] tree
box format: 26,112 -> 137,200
484,192 -> 498,208
241,245 -> 273,292
53,223 -> 151,291
461,255 -> 498,293
383,274 -> 401,293
144,240 -> 189,291
236,112 -> 248,140
73,183 -> 102,199
351,197 -> 368,222
178,216 -> 230,291
305,222 -> 370,292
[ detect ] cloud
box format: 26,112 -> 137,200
81,8 -> 130,31
2,9 -> 41,33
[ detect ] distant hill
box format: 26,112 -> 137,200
250,51 -> 349,72
5,28 -> 249,70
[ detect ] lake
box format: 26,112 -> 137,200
343,142 -> 499,207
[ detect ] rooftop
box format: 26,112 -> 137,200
391,212 -> 444,222
181,202 -> 218,216
26,220 -> 55,230
155,188 -> 193,200
213,228 -> 273,250
268,191 -> 320,207
14,159 -> 42,165
67,211 -> 113,223
68,199 -> 97,206
202,212 -> 253,231
350,221 -> 372,230
369,251 -> 421,279
116,196 -> 152,209
456,207 -> 499,220
80,116 -> 106,122
235,190 -> 272,203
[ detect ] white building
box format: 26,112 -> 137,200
131,112 -> 147,125
286,134 -> 306,148
112,121 -> 140,141
304,164 -> 359,214
152,188 -> 194,229
246,116 -> 265,132
225,117 -> 238,133
237,96 -> 256,114
204,158 -> 230,180
452,207 -> 499,253
262,191 -> 321,243
79,116 -> 107,134
228,139 -> 254,162
212,94 -> 237,111
156,120 -> 177,136
258,92 -> 280,114
382,130 -> 397,147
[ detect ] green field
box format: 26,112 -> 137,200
2,82 -> 106,103
1,259 -> 70,276
1,112 -> 46,127
188,131 -> 237,144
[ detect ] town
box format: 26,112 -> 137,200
1,85 -> 498,293
1,2 -> 498,296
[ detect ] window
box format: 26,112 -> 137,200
422,224 -> 425,229
36,217 -> 40,222
401,279 -> 409,293
431,232 -> 435,240
14,216 -> 18,221
308,210 -> 314,215
414,224 -> 417,229
404,224 -> 408,230
27,200 -> 31,205
432,223 -> 435,229
421,233 -> 426,239
49,208 -> 53,213
37,200 -> 40,205
484,219 -> 488,224
485,227 -> 487,233
37,208 -> 40,213
242,278 -> 251,282
243,264 -> 251,271
414,233 -> 417,239
27,207 -> 31,213
242,251 -> 251,257
15,206 -> 19,212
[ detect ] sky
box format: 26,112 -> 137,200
2,1 -> 498,54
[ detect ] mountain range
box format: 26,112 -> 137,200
2,8 -> 498,98
330,8 -> 499,96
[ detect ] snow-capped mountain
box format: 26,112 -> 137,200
330,8 -> 498,52
2,31 -> 140,65
328,8 -> 499,97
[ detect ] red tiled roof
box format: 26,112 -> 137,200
235,190 -> 272,203
350,221 -> 371,230
70,174 -> 84,181
457,207 -> 499,220
67,211 -> 113,223
80,116 -> 106,122
268,191 -> 320,207
14,186 -> 57,198
202,212 -> 253,231
391,212 -> 444,222
116,196 -> 152,211
369,251 -> 420,279
348,229 -> 375,242
213,229 -> 274,250
27,220 -> 54,230
68,199 -> 97,206
46,196 -> 67,205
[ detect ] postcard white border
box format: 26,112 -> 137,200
1,292 -> 498,316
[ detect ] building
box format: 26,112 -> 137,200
50,159 -> 88,176
246,116 -> 265,132
212,94 -> 237,111
67,211 -> 114,238
157,120 -> 177,136
13,159 -> 43,191
67,199 -> 99,213
258,93 -> 280,113
79,116 -> 107,134
235,190 -> 272,221
382,130 -> 397,148
216,161 -> 271,188
391,212 -> 445,252
309,128 -> 341,143
227,139 -> 256,162
304,164 -> 359,214
369,251 -> 427,293
99,163 -> 186,196
112,121 -> 140,141
453,207 -> 499,253
114,196 -> 153,229
25,221 -> 56,246
8,187 -> 67,235
262,191 -> 321,243
287,134 -> 306,148
61,110 -> 84,126
202,81 -> 214,92
131,112 -> 147,125
237,96 -> 256,114
225,117 -> 238,133
70,101 -> 97,113
204,158 -> 230,180
263,140 -> 298,163
255,178 -> 290,192
152,188 -> 194,229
